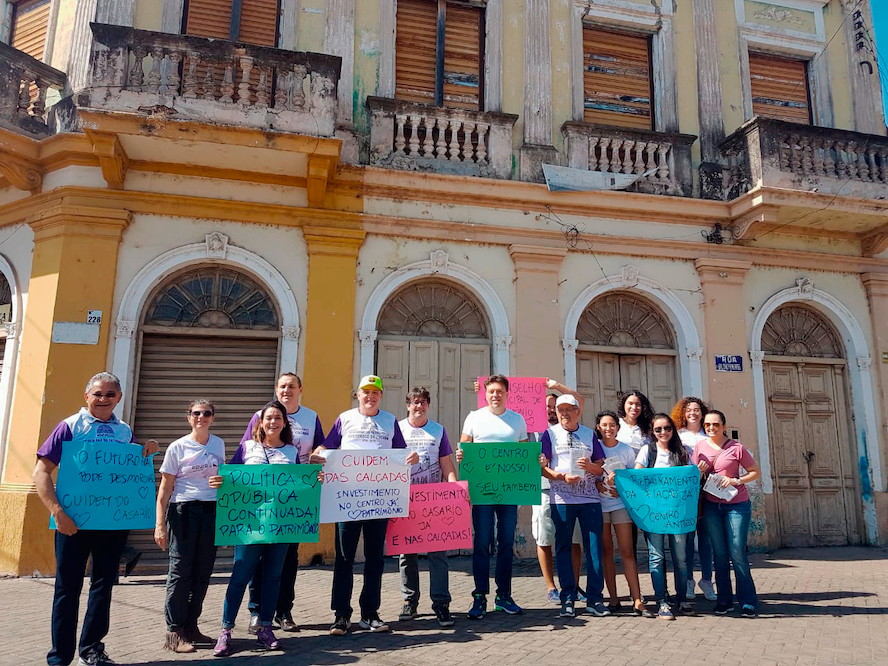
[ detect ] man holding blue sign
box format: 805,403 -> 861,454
32,372 -> 158,666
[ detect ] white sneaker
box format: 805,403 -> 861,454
699,578 -> 717,601
686,579 -> 696,600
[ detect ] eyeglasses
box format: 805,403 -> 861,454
703,423 -> 722,429
90,392 -> 118,399
409,400 -> 429,406
653,425 -> 674,433
190,410 -> 214,418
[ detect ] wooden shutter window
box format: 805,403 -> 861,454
582,27 -> 653,131
748,53 -> 811,125
237,0 -> 280,47
184,0 -> 233,40
443,3 -> 482,111
396,0 -> 438,105
10,0 -> 52,61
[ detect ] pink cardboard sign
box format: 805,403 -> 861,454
477,376 -> 548,432
386,481 -> 472,555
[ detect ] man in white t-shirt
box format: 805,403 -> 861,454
397,387 -> 458,628
458,374 -> 528,620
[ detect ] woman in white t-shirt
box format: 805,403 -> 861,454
155,399 -> 226,653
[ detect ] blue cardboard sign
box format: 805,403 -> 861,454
613,466 -> 699,534
50,440 -> 156,530
714,354 -> 743,372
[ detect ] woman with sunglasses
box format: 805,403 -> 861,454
671,397 -> 716,602
694,410 -> 761,618
156,400 -> 225,653
634,413 -> 695,620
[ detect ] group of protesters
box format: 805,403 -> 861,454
33,370 -> 761,665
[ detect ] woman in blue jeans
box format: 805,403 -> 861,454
694,409 -> 761,617
208,400 -> 323,656
634,413 -> 695,620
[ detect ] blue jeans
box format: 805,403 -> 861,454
702,500 -> 757,608
685,521 -> 713,583
645,531 -> 689,604
222,543 -> 288,628
551,502 -> 604,604
471,504 -> 517,597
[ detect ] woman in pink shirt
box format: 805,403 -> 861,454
693,409 -> 762,618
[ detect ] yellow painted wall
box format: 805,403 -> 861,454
133,0 -> 163,31
673,0 -> 701,167
823,1 -> 853,131
298,0 -> 327,52
719,0 -> 745,133
354,0 -> 381,134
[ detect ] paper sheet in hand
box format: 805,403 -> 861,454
703,473 -> 739,501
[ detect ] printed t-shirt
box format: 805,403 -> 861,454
160,434 -> 226,503
598,440 -> 638,512
242,405 -> 324,464
231,439 -> 299,465
540,423 -> 605,504
37,407 -> 137,465
323,408 -> 407,450
461,408 -> 528,443
635,445 -> 689,469
617,419 -> 650,452
693,439 -> 757,504
398,418 -> 452,484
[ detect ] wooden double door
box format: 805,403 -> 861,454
765,360 -> 860,547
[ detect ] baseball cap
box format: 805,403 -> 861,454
555,394 -> 580,408
359,374 -> 384,391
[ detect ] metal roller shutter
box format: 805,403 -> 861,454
748,53 -> 811,125
582,27 -> 653,130
11,0 -> 51,60
128,333 -> 280,569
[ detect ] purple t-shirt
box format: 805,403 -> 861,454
240,405 -> 324,464
323,408 -> 407,450
37,408 -> 137,466
541,423 -> 605,504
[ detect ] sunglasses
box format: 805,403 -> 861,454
653,425 -> 674,433
703,423 -> 723,429
190,410 -> 215,418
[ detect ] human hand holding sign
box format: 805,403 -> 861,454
563,473 -> 582,485
406,451 -> 420,465
142,439 -> 159,457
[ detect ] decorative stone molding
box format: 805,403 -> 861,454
0,150 -> 42,193
686,347 -> 704,362
621,265 -> 639,288
857,356 -> 873,370
430,250 -> 449,273
358,329 -> 378,346
749,350 -> 765,367
281,326 -> 301,341
494,335 -> 513,351
562,339 -> 579,353
795,277 -> 814,296
84,129 -> 128,189
115,320 -> 136,338
753,6 -> 805,25
4,321 -> 20,338
205,232 -> 229,259
862,229 -> 888,258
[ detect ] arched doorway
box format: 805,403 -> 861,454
762,304 -> 861,546
574,291 -> 679,426
128,265 -> 283,561
374,279 -> 491,439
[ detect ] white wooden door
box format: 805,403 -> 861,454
377,339 -> 409,418
576,351 -> 677,422
409,341 -> 439,422
438,342 -> 461,443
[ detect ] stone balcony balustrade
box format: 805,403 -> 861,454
81,23 -> 341,136
561,121 -> 698,196
367,97 -> 518,179
720,117 -> 888,201
0,41 -> 69,139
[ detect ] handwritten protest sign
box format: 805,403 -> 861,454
214,464 -> 322,546
386,481 -> 472,555
459,441 -> 542,505
613,466 -> 699,534
51,440 -> 156,530
477,376 -> 548,432
320,449 -> 410,523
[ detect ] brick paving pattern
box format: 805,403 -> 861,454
3,547 -> 887,666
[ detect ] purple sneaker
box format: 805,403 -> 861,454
256,626 -> 280,650
213,629 -> 232,658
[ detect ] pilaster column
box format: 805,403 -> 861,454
862,273 -> 888,495
841,1 -> 885,134
693,0 -> 727,197
509,245 -> 567,378
0,205 -> 130,575
67,0 -> 135,91
520,0 -> 556,182
324,0 -> 355,125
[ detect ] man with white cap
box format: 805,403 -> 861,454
312,375 -> 419,636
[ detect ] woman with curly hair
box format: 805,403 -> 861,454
670,397 -> 716,602
616,390 -> 654,452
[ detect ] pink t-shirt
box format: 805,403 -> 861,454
692,439 -> 756,504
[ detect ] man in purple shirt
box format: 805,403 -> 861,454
32,372 -> 157,666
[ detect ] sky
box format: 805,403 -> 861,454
873,0 -> 888,124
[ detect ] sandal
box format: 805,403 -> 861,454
606,602 -> 622,613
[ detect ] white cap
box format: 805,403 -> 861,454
555,394 -> 579,408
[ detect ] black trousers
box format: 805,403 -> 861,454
248,543 -> 299,617
331,519 -> 389,619
164,501 -> 217,631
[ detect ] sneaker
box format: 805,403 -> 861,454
359,613 -> 390,632
576,587 -> 587,603
329,616 -> 351,636
714,603 -> 734,615
494,594 -> 523,615
248,613 -> 260,635
398,603 -> 418,621
699,579 -> 717,601
433,604 -> 455,627
256,626 -> 280,650
467,593 -> 487,620
275,613 -> 299,632
212,629 -> 232,658
657,601 -> 675,621
678,601 -> 697,617
559,600 -> 576,618
585,601 -> 612,617
686,579 -> 696,600
77,650 -> 117,666
741,604 -> 757,618
546,588 -> 560,605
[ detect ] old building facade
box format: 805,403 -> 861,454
1,0 -> 887,574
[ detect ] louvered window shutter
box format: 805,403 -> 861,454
237,0 -> 280,47
443,3 -> 482,110
184,0 -> 233,40
395,0 -> 438,105
184,0 -> 278,46
11,0 -> 51,61
748,53 -> 811,125
582,27 -> 653,130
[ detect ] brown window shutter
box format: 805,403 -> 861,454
184,0 -> 234,40
443,2 -> 483,110
748,53 -> 811,125
237,0 -> 280,47
582,27 -> 653,130
10,0 -> 52,61
396,0 -> 439,105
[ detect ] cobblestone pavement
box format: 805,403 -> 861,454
3,547 -> 887,666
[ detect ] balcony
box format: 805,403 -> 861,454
367,97 -> 518,179
561,122 -> 697,197
0,41 -> 68,138
720,117 -> 888,201
81,23 -> 341,136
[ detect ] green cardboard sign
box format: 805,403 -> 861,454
459,442 -> 542,505
214,464 -> 322,545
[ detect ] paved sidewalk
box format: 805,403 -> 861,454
3,547 -> 887,666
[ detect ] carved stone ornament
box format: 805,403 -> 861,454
430,250 -> 450,272
562,338 -> 579,353
749,350 -> 765,367
796,277 -> 814,296
4,321 -> 20,338
359,329 -> 378,346
281,326 -> 300,341
116,320 -> 137,338
205,232 -> 230,259
621,265 -> 639,288
686,346 -> 704,362
494,335 -> 513,351
857,357 -> 872,370
753,6 -> 805,26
